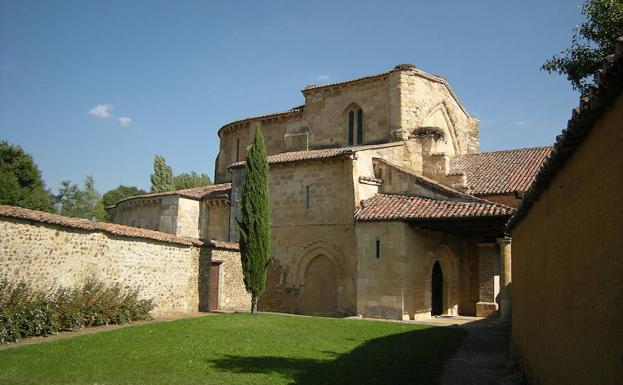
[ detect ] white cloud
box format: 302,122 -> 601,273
317,74 -> 330,81
88,104 -> 113,119
118,117 -> 132,127
513,121 -> 527,126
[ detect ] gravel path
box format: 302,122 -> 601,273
440,318 -> 523,385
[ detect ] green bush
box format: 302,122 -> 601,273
0,278 -> 154,344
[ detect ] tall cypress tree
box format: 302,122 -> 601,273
237,126 -> 272,314
150,155 -> 174,193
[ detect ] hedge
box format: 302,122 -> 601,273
0,278 -> 154,344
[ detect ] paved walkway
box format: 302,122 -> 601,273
439,317 -> 523,385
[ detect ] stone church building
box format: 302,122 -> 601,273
110,64 -> 550,320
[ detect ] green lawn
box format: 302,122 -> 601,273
0,313 -> 466,385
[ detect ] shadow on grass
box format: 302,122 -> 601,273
209,326 -> 467,385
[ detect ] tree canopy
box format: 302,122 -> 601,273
150,155 -> 175,193
102,185 -> 147,208
542,0 -> 623,95
237,126 -> 272,314
56,176 -> 107,221
174,172 -> 212,190
0,141 -> 54,212
150,155 -> 211,192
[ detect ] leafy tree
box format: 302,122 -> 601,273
237,126 -> 272,314
0,141 -> 54,212
102,185 -> 146,207
173,172 -> 212,190
150,155 -> 174,193
542,0 -> 623,95
150,154 -> 212,192
99,185 -> 146,221
56,176 -> 106,221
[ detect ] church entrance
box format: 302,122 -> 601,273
431,261 -> 443,316
299,255 -> 338,316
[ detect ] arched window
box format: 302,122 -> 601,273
347,107 -> 363,146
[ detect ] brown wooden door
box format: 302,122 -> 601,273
209,262 -> 220,311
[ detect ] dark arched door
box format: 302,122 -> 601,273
431,261 -> 443,316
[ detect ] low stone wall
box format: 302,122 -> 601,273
0,206 -> 250,315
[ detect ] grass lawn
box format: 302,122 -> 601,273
0,313 -> 466,385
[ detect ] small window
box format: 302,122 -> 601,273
236,138 -> 240,162
375,239 -> 380,258
357,109 -> 363,145
305,185 -> 310,209
348,111 -> 354,145
347,106 -> 363,146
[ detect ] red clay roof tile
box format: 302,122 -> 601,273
0,205 -> 204,246
354,194 -> 514,222
229,142 -> 404,169
113,183 -> 231,207
449,147 -> 552,195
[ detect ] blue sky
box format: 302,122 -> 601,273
1,0 -> 583,193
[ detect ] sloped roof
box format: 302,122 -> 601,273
0,205 -> 203,246
508,37 -> 623,231
354,194 -> 514,222
449,147 -> 553,195
218,105 -> 304,136
229,142 -> 405,169
113,183 -> 231,207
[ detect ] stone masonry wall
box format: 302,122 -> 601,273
113,195 -> 180,234
211,249 -> 252,311
0,217 -> 204,315
199,201 -> 230,241
175,197 -> 200,238
302,75 -> 395,148
399,70 -> 479,154
230,158 -> 357,316
355,221 -> 480,320
215,115 -> 305,182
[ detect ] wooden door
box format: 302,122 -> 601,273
209,262 -> 220,311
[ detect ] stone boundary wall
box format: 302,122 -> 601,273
0,206 -> 249,315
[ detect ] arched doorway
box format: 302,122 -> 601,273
299,255 -> 338,316
431,261 -> 443,316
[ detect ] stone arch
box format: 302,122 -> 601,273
423,244 -> 460,316
298,255 -> 338,316
288,240 -> 344,287
288,240 -> 344,316
420,103 -> 460,155
342,102 -> 365,146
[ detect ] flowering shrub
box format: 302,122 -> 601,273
0,278 -> 153,344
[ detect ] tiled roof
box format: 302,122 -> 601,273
229,142 -> 405,169
449,147 -> 553,195
218,105 -> 304,135
113,183 -> 231,207
208,239 -> 240,251
508,37 -> 623,231
0,205 -> 204,247
354,194 -> 514,222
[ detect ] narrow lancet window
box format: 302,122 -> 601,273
236,138 -> 240,162
305,185 -> 310,209
356,109 -> 363,145
348,111 -> 354,145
